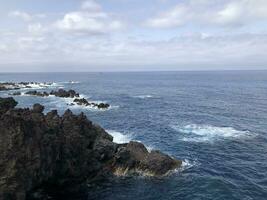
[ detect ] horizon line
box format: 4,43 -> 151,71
0,69 -> 267,73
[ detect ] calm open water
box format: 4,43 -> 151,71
1,71 -> 267,200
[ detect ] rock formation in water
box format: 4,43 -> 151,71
73,98 -> 110,109
21,89 -> 79,98
25,91 -> 50,97
0,97 -> 181,200
50,89 -> 79,98
11,88 -> 110,110
0,82 -> 54,91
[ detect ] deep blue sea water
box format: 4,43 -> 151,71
1,71 -> 267,200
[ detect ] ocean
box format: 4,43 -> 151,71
1,71 -> 267,200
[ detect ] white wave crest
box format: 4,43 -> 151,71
27,82 -> 58,88
169,159 -> 198,175
133,95 -> 153,99
19,82 -> 62,90
69,81 -> 80,84
61,81 -> 80,84
172,124 -> 255,142
107,130 -> 132,144
181,159 -> 197,171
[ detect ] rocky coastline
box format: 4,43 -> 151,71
0,97 -> 182,200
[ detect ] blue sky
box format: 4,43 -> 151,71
0,0 -> 267,72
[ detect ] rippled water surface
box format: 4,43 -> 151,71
1,71 -> 267,200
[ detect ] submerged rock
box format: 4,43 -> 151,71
0,97 -> 182,199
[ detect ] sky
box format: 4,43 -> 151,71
0,0 -> 267,72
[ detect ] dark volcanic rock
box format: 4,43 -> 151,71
25,90 -> 49,97
0,97 -> 182,199
50,89 -> 79,98
141,150 -> 182,176
112,141 -> 181,176
0,97 -> 18,114
33,104 -> 45,113
74,98 -> 90,106
11,91 -> 21,96
97,103 -> 110,109
73,98 -> 110,109
0,86 -> 8,91
23,89 -> 79,98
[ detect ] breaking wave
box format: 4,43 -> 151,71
107,130 -> 132,144
133,95 -> 154,99
20,82 -> 61,90
60,81 -> 80,84
172,124 -> 255,142
181,159 -> 198,171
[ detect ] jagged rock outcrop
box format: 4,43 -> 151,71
0,97 -> 181,200
10,92 -> 21,96
73,98 -> 110,109
112,142 -> 181,176
24,89 -> 79,98
25,91 -> 49,97
50,89 -> 79,98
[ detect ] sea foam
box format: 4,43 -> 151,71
107,130 -> 132,144
172,124 -> 255,142
133,95 -> 154,99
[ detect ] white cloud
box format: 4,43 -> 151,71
146,0 -> 267,28
215,0 -> 267,25
81,0 -> 101,11
1,0 -> 267,71
0,44 -> 8,52
1,29 -> 267,70
146,5 -> 188,28
8,10 -> 46,22
55,0 -> 123,35
8,11 -> 32,21
55,11 -> 122,34
28,23 -> 45,35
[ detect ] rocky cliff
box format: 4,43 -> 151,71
0,97 -> 182,200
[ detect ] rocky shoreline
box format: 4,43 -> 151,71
0,97 -> 182,199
